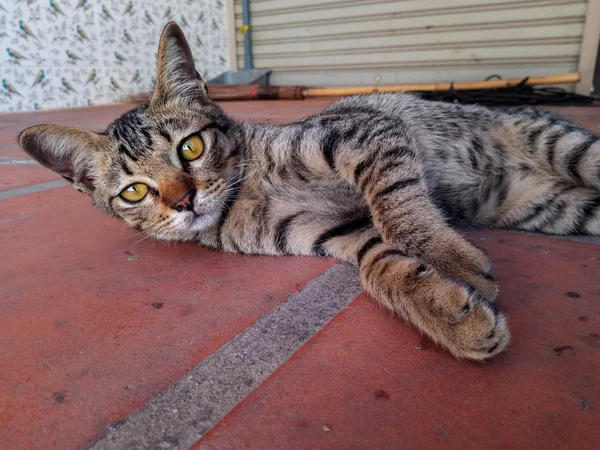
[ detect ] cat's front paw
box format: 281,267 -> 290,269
360,250 -> 509,361
401,265 -> 509,360
444,284 -> 509,360
460,269 -> 498,302
420,232 -> 498,301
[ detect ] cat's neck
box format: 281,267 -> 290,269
237,120 -> 289,154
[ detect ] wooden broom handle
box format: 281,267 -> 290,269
207,85 -> 305,101
302,72 -> 581,97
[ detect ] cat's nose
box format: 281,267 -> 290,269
172,189 -> 195,212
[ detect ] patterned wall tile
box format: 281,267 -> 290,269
0,0 -> 229,112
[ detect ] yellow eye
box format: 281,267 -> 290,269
120,183 -> 149,202
180,135 -> 204,161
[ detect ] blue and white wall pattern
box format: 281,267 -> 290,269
0,0 -> 229,112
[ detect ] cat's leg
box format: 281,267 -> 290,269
335,141 -> 498,299
322,228 -> 509,360
496,172 -> 600,235
502,118 -> 600,234
543,132 -> 600,190
504,111 -> 600,190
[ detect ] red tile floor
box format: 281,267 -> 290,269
0,100 -> 599,450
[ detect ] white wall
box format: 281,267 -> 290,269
0,0 -> 229,112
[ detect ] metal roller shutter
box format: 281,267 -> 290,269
233,0 -> 589,88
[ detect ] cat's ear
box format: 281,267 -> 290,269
19,125 -> 107,195
151,22 -> 208,105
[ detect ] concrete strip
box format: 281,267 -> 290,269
88,263 -> 363,450
0,157 -> 40,166
0,179 -> 69,200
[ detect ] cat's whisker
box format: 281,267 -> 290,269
129,230 -> 146,239
156,228 -> 173,243
131,232 -> 155,247
118,223 -> 130,238
129,216 -> 175,246
129,225 -> 157,239
224,180 -> 245,191
128,223 -> 161,240
226,175 -> 250,190
228,176 -> 248,186
129,227 -> 152,240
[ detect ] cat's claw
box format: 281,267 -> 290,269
444,284 -> 510,360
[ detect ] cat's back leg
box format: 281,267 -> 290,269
494,172 -> 600,235
498,108 -> 600,190
488,109 -> 600,235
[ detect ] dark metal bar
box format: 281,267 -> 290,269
242,0 -> 253,69
593,42 -> 600,98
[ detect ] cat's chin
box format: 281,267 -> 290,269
185,211 -> 220,232
152,219 -> 215,242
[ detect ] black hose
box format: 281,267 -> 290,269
416,76 -> 598,107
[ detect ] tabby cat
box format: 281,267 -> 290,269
19,23 -> 600,361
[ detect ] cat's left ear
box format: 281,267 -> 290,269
151,22 -> 208,105
19,125 -> 107,195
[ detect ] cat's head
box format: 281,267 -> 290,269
19,23 -> 242,241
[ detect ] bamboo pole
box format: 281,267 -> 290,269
303,72 -> 581,97
126,72 -> 581,104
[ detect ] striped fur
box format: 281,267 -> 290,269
19,23 -> 600,361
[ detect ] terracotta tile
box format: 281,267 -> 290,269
2,100 -> 600,450
0,187 -> 333,450
197,231 -> 600,450
0,145 -> 30,159
0,165 -> 61,191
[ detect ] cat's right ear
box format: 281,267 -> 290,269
151,22 -> 208,106
19,125 -> 107,195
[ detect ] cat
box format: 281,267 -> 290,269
19,23 -> 600,361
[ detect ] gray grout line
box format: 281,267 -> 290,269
0,179 -> 69,200
88,263 -> 363,450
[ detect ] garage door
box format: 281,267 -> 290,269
233,0 -> 590,88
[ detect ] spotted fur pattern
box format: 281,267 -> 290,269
20,23 -> 600,361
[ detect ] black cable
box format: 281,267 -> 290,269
416,76 -> 598,107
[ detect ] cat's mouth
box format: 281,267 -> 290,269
187,176 -> 239,229
192,193 -> 223,217
156,177 -> 238,237
157,208 -> 217,239
175,193 -> 226,233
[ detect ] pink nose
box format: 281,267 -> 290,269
172,190 -> 194,212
